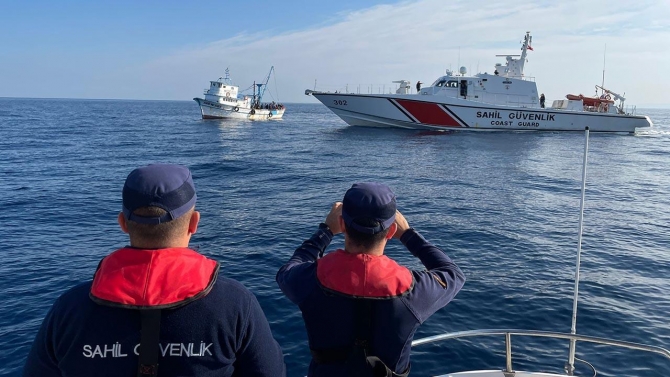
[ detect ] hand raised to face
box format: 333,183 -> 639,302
392,210 -> 410,239
324,202 -> 343,235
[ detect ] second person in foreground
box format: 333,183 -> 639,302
276,182 -> 465,377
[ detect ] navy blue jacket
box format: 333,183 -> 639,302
277,227 -> 465,376
24,249 -> 285,377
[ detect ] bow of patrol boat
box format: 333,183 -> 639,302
408,129 -> 669,376
411,329 -> 670,377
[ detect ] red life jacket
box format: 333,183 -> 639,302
316,249 -> 413,298
90,247 -> 219,309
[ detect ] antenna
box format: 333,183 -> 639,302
565,127 -> 590,376
601,44 -> 607,90
457,47 -> 460,73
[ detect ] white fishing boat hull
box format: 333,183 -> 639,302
308,92 -> 651,133
194,67 -> 285,121
194,98 -> 285,120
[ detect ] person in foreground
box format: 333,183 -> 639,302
276,183 -> 466,377
24,164 -> 285,377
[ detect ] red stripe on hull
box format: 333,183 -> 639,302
395,100 -> 462,127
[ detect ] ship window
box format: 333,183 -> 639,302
445,80 -> 459,88
435,80 -> 446,87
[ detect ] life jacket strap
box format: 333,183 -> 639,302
310,347 -> 350,364
137,309 -> 161,377
366,356 -> 410,377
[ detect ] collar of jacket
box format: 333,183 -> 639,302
90,247 -> 219,309
317,249 -> 413,298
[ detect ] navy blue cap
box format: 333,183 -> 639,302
342,182 -> 396,234
122,164 -> 197,224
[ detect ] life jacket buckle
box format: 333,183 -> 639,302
138,364 -> 158,376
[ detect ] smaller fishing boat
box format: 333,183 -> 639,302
194,67 -> 285,120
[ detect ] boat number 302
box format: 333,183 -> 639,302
333,100 -> 347,106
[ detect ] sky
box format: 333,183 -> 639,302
1,0 -> 669,107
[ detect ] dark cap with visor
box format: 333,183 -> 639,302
122,164 -> 197,224
342,182 -> 396,234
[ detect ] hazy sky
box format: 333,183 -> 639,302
1,0 -> 668,107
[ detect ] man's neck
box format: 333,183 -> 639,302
343,240 -> 385,256
128,238 -> 190,250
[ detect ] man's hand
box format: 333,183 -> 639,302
393,210 -> 410,239
324,202 -> 343,235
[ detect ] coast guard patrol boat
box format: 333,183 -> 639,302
194,67 -> 285,120
306,32 -> 652,133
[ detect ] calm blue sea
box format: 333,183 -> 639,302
1,98 -> 669,376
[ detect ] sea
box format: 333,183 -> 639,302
1,98 -> 669,377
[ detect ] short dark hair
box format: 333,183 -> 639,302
345,217 -> 390,250
126,206 -> 192,245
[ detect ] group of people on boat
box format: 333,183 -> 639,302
253,101 -> 284,110
23,164 -> 465,377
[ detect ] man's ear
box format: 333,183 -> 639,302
188,211 -> 200,235
338,215 -> 346,234
385,223 -> 397,240
118,212 -> 129,234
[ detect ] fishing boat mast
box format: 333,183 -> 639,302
257,66 -> 275,103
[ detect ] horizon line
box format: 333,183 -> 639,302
0,96 -> 317,104
1,96 -> 668,109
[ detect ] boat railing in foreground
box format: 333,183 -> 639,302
412,329 -> 670,375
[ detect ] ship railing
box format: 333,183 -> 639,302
204,90 -> 238,98
312,77 -> 536,96
412,329 -> 670,375
203,96 -> 239,104
489,74 -> 536,82
312,84 -> 426,95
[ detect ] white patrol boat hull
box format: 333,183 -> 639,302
307,32 -> 651,133
436,371 -> 567,377
411,329 -> 670,377
194,98 -> 285,120
308,92 -> 651,133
